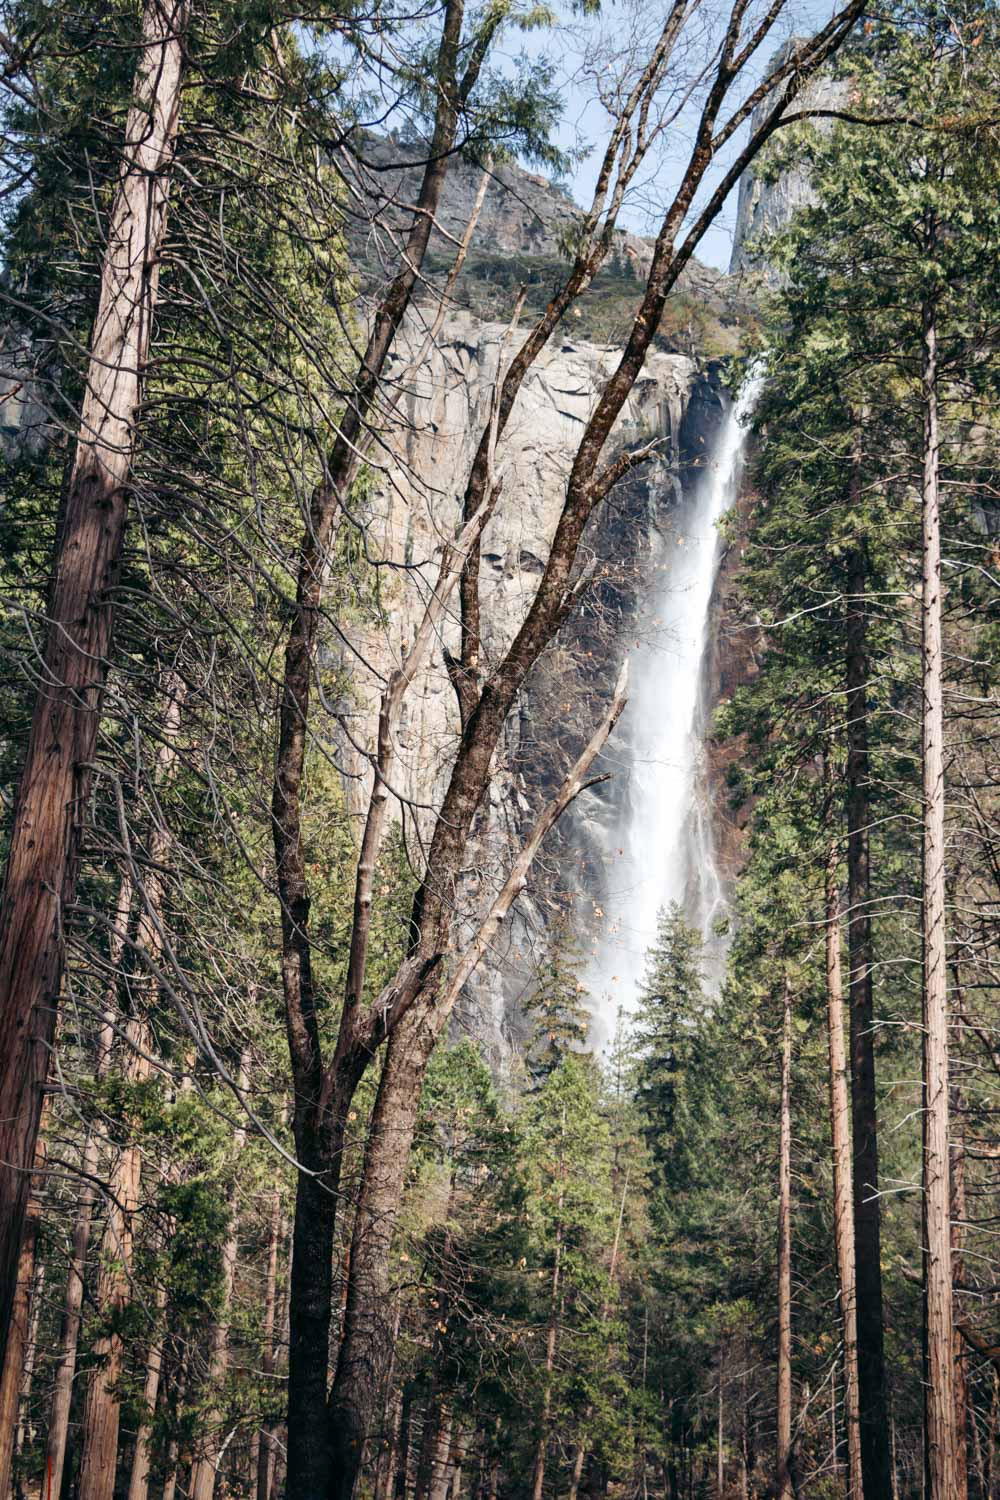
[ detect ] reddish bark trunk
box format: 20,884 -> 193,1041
0,0 -> 187,1372
0,1146 -> 44,1500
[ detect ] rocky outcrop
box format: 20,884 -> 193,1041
729,47 -> 850,278
340,309 -> 727,1059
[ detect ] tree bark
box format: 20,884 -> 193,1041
775,979 -> 794,1500
824,834 -> 863,1499
77,1016 -> 154,1500
845,483 -> 892,1494
125,1277 -> 169,1500
0,0 -> 187,1370
393,1386 -> 414,1500
950,1096 -> 968,1500
256,1188 -> 283,1500
920,280 -> 957,1500
328,1012 -> 436,1500
428,1407 -> 454,1500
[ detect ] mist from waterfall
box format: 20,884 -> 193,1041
582,376 -> 761,1043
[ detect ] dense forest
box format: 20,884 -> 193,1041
0,0 -> 997,1496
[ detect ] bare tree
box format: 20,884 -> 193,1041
321,9 -> 868,1493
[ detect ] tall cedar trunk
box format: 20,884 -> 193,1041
845,504 -> 892,1493
825,835 -> 864,1499
0,0 -> 187,1368
188,1056 -> 249,1500
950,1095 -> 968,1500
40,887 -> 130,1500
775,980 -> 794,1500
0,1149 -> 44,1500
125,1277 -> 168,1500
256,1189 -> 283,1500
920,280 -> 957,1500
77,1016 -> 154,1500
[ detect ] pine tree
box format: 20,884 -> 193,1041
632,904 -> 707,1184
525,914 -> 591,1085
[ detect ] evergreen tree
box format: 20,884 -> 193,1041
525,914 -> 591,1085
632,904 -> 707,1184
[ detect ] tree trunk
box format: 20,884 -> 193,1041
160,1354 -> 187,1500
256,1188 -> 283,1500
125,1277 -> 168,1500
428,1408 -> 454,1500
824,835 -> 863,1500
776,978 -> 794,1500
414,1403 -> 438,1500
0,1150 -> 44,1500
393,1387 -> 413,1500
327,1012 -> 437,1500
14,1256 -> 46,1463
77,1017 -> 154,1500
188,1055 -> 249,1500
374,1392 -> 403,1500
568,1442 -> 586,1500
40,885 -> 131,1500
0,0 -> 187,1369
951,1095 -> 968,1500
845,492 -> 892,1494
920,281 -> 956,1500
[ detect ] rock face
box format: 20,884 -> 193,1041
729,46 -> 850,277
351,133 -> 655,278
341,308 -> 727,1061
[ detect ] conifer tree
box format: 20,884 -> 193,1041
525,915 -> 591,1085
632,904 -> 707,1184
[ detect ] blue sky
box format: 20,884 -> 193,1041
491,0 -> 840,271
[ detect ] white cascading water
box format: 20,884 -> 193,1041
583,375 -> 761,1040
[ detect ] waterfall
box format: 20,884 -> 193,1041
582,375 -> 761,1041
